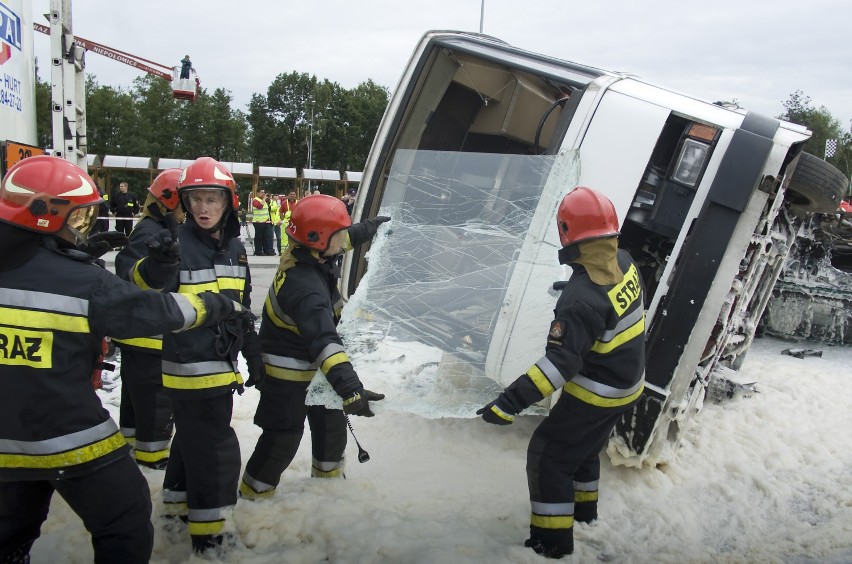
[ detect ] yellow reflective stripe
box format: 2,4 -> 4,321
265,365 -> 315,382
531,513 -> 574,530
590,316 -> 645,354
575,491 -> 598,502
183,294 -> 206,330
607,263 -> 642,315
163,501 -> 188,516
489,404 -> 514,422
113,336 -> 162,350
188,520 -> 225,536
162,371 -> 243,390
526,365 -> 555,397
311,465 -> 344,478
0,326 -> 53,368
0,431 -> 126,470
264,298 -> 301,334
0,307 -> 89,333
216,277 -> 245,292
239,480 -> 275,500
178,282 -> 219,294
135,448 -> 169,463
320,351 -> 350,373
564,381 -> 644,407
131,259 -> 154,290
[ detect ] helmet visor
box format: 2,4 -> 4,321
66,204 -> 99,236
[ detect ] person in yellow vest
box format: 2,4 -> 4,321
281,190 -> 299,233
250,190 -> 274,256
269,194 -> 282,255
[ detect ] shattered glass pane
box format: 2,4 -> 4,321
308,150 -> 578,418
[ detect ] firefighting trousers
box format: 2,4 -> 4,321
0,456 -> 153,564
162,393 -> 239,546
242,380 -> 347,497
526,392 -> 636,551
119,349 -> 174,469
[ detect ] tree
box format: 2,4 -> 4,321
85,75 -> 137,156
34,59 -> 52,149
778,90 -> 851,185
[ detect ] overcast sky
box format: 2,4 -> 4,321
31,0 -> 852,129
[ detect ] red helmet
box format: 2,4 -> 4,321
286,194 -> 351,252
178,157 -> 239,212
148,168 -> 182,210
556,186 -> 620,247
0,155 -> 102,236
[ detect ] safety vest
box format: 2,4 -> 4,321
269,199 -> 281,224
251,197 -> 270,222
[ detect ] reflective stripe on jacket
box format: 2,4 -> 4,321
160,220 -> 251,397
0,246 -> 203,479
501,249 -> 645,412
258,244 -> 361,396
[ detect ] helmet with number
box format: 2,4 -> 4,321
0,155 -> 102,241
177,157 -> 239,213
148,168 -> 182,210
286,194 -> 351,252
556,186 -> 620,247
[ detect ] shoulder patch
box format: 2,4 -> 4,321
238,253 -> 248,265
549,320 -> 564,339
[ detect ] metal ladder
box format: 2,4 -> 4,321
48,0 -> 86,168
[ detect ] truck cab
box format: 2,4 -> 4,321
339,31 -> 845,465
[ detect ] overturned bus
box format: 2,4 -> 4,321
337,31 -> 847,466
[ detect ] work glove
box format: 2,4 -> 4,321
476,397 -> 516,426
241,326 -> 266,388
348,216 -> 391,246
146,229 -> 181,265
78,231 -> 128,258
198,291 -> 256,326
342,388 -> 386,417
244,354 -> 266,388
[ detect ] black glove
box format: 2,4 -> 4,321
78,231 -> 128,257
145,229 -> 180,265
348,216 -> 391,246
241,326 -> 266,388
198,292 -> 256,326
342,388 -> 385,417
476,397 -> 516,426
244,353 -> 266,388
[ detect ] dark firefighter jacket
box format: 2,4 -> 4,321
112,214 -> 170,353
0,243 -> 208,480
111,191 -> 139,217
499,247 -> 645,415
258,238 -> 363,398
160,217 -> 251,398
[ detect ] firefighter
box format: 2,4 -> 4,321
158,157 -> 265,555
477,187 -> 646,558
240,195 -> 387,499
113,169 -> 185,469
0,156 -> 252,564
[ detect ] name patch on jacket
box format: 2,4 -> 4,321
607,263 -> 642,316
0,326 -> 52,368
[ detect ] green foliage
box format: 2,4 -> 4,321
36,64 -> 388,186
778,90 -> 852,187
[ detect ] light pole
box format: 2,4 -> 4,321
308,104 -> 314,170
479,0 -> 485,33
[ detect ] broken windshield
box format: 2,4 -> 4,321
309,149 -> 579,418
